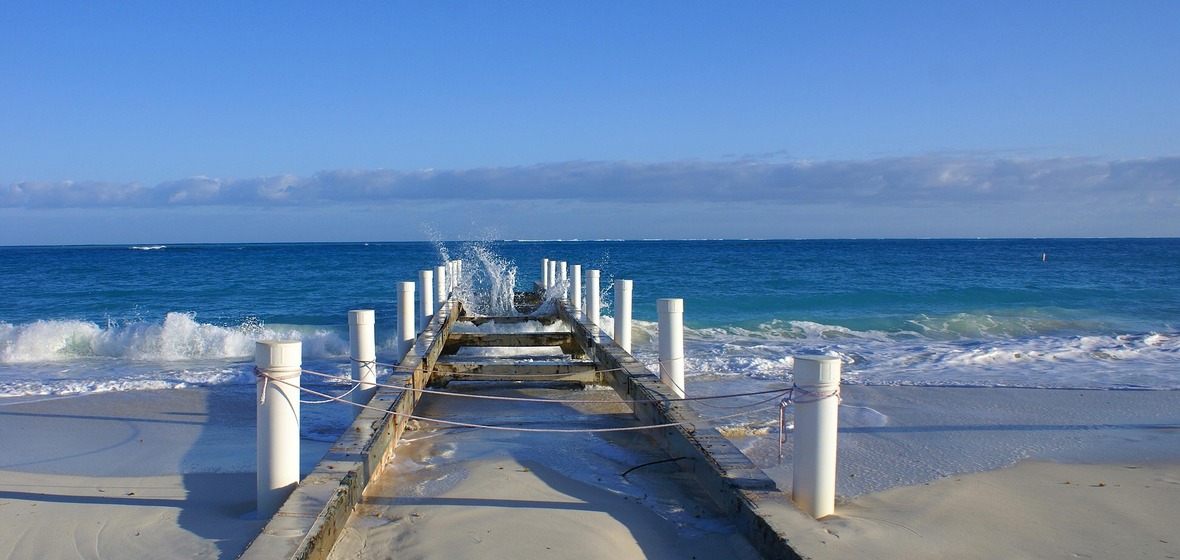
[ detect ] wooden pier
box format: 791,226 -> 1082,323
239,292 -> 819,560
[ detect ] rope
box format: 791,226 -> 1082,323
778,384 -> 842,462
299,367 -> 795,406
254,366 -> 300,405
259,368 -> 779,435
258,371 -> 691,434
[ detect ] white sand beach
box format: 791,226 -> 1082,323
2,383 -> 1178,559
0,387 -> 334,559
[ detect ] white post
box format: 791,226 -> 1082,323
435,265 -> 447,306
791,355 -> 842,519
419,270 -> 434,330
453,260 -> 462,293
586,269 -> 601,326
615,280 -> 633,353
657,298 -> 685,398
571,265 -> 582,311
397,281 -> 415,360
348,310 -> 376,409
256,340 -> 301,519
548,260 -> 557,291
559,261 -> 568,299
542,258 -> 550,289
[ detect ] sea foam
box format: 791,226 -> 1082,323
0,312 -> 347,364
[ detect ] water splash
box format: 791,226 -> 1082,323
454,242 -> 519,316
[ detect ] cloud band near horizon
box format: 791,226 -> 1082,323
3,155 -> 1178,210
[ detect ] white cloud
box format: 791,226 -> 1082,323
2,155 -> 1178,215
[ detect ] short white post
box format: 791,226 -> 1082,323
435,265 -> 447,306
791,355 -> 842,519
548,260 -> 557,291
419,270 -> 434,331
453,260 -> 462,292
542,258 -> 551,288
571,265 -> 583,311
256,340 -> 301,519
397,281 -> 415,360
559,261 -> 568,299
349,310 -> 376,409
615,279 -> 633,353
586,269 -> 601,326
657,298 -> 685,398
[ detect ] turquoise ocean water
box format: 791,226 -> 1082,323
2,239 -> 1178,400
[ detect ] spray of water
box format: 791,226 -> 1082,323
453,242 -> 519,316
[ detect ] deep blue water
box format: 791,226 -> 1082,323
1,239 -> 1178,395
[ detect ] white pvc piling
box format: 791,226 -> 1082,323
657,298 -> 685,398
559,261 -> 568,298
453,260 -> 462,292
791,355 -> 842,519
571,265 -> 583,311
435,265 -> 447,307
255,340 -> 301,519
419,270 -> 434,331
586,269 -> 601,327
397,281 -> 415,360
542,258 -> 551,288
615,279 -> 633,353
548,260 -> 557,291
348,310 -> 376,409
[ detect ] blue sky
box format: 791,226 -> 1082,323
2,1 -> 1178,244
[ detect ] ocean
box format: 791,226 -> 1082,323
2,239 -> 1178,403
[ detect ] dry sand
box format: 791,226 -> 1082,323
0,387 -> 334,559
820,460 -> 1180,559
3,383 -> 1179,559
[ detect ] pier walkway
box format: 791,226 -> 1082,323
240,292 -> 820,559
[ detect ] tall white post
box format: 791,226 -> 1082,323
586,269 -> 601,327
419,270 -> 435,330
349,310 -> 376,409
571,265 -> 583,311
548,260 -> 557,291
657,298 -> 685,398
614,280 -> 633,353
542,258 -> 550,289
559,261 -> 568,299
397,281 -> 415,360
256,340 -> 301,519
435,265 -> 447,306
453,260 -> 462,293
791,355 -> 842,519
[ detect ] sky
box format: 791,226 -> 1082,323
2,1 -> 1178,245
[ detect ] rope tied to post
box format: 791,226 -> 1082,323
778,383 -> 842,462
254,366 -> 302,405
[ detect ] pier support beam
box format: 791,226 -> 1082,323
571,264 -> 582,311
542,258 -> 550,288
419,270 -> 434,332
792,355 -> 842,519
435,265 -> 447,307
586,269 -> 600,327
349,310 -> 376,409
398,281 -> 415,360
255,340 -> 301,520
658,298 -> 685,398
559,261 -> 568,299
615,279 -> 632,353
